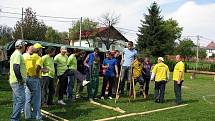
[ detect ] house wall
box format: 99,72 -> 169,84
72,39 -> 127,52
206,49 -> 215,58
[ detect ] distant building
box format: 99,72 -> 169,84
206,41 -> 215,58
70,26 -> 128,52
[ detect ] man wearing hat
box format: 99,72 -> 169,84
24,43 -> 43,120
54,46 -> 68,105
9,39 -> 27,121
150,57 -> 170,103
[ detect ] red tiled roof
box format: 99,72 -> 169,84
206,41 -> 215,49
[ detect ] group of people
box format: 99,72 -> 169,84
9,40 -> 185,121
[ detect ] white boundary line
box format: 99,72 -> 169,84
90,101 -> 126,113
202,95 -> 215,104
41,109 -> 69,121
93,104 -> 188,121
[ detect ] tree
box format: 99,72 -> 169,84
0,25 -> 13,45
45,27 -> 61,43
97,12 -> 121,50
69,18 -> 98,47
198,48 -> 207,60
137,2 -> 182,56
13,8 -> 47,41
176,39 -> 195,61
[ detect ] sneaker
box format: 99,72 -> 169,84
101,96 -> 105,100
82,80 -> 90,86
108,96 -> 113,100
58,100 -> 66,105
76,94 -> 80,99
89,98 -> 94,102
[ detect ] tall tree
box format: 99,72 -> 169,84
13,8 -> 47,41
198,48 -> 207,60
0,25 -> 13,45
137,2 -> 182,56
176,39 -> 196,61
45,27 -> 61,43
97,12 -> 121,50
69,18 -> 98,47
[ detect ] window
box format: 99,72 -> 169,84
98,42 -> 102,48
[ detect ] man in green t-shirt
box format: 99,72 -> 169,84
9,39 -> 27,121
54,46 -> 68,105
41,47 -> 56,107
67,49 -> 89,101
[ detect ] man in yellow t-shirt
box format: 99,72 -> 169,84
41,47 -> 56,106
9,39 -> 27,121
150,57 -> 170,103
173,55 -> 185,105
132,56 -> 144,96
24,43 -> 43,120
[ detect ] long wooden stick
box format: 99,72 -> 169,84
41,112 -> 59,121
115,65 -> 122,103
94,104 -> 188,121
90,101 -> 126,113
41,109 -> 69,121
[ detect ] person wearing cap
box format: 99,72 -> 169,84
120,41 -> 137,95
84,47 -> 100,101
24,43 -> 43,120
54,46 -> 68,105
9,39 -> 27,121
150,57 -> 170,103
41,47 -> 56,107
173,55 -> 185,105
66,48 -> 89,102
101,51 -> 118,100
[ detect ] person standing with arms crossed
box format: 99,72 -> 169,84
120,41 -> 137,95
9,40 -> 27,121
173,55 -> 185,105
150,57 -> 170,103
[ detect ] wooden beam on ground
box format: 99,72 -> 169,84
187,70 -> 215,75
94,104 -> 188,121
41,109 -> 69,121
90,101 -> 126,113
41,112 -> 59,121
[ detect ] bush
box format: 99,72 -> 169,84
210,64 -> 215,72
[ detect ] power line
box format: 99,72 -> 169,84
0,15 -> 21,19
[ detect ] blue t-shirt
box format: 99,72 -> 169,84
103,58 -> 117,77
122,48 -> 137,67
87,53 -> 99,66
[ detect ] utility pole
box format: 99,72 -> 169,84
195,35 -> 200,71
79,17 -> 82,47
21,8 -> 24,40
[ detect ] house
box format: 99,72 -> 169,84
206,41 -> 215,58
70,26 -> 129,52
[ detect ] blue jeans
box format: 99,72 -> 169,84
120,66 -> 131,94
174,80 -> 183,104
67,75 -> 75,102
25,77 -> 42,120
10,83 -> 25,121
154,81 -> 166,103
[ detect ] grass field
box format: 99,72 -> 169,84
0,73 -> 215,121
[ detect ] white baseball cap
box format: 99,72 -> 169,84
15,39 -> 27,47
158,57 -> 164,61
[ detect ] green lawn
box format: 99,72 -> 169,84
1,73 -> 215,121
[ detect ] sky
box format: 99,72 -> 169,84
0,0 -> 215,46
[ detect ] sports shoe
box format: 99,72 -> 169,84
108,96 -> 113,100
89,98 -> 94,102
82,80 -> 90,86
101,96 -> 105,100
58,100 -> 66,105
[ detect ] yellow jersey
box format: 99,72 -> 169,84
132,59 -> 143,79
152,62 -> 170,82
173,61 -> 185,81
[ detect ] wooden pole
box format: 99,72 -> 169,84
94,104 -> 188,121
90,101 -> 126,113
115,66 -> 122,103
41,109 -> 69,121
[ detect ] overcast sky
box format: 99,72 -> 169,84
0,0 -> 214,46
